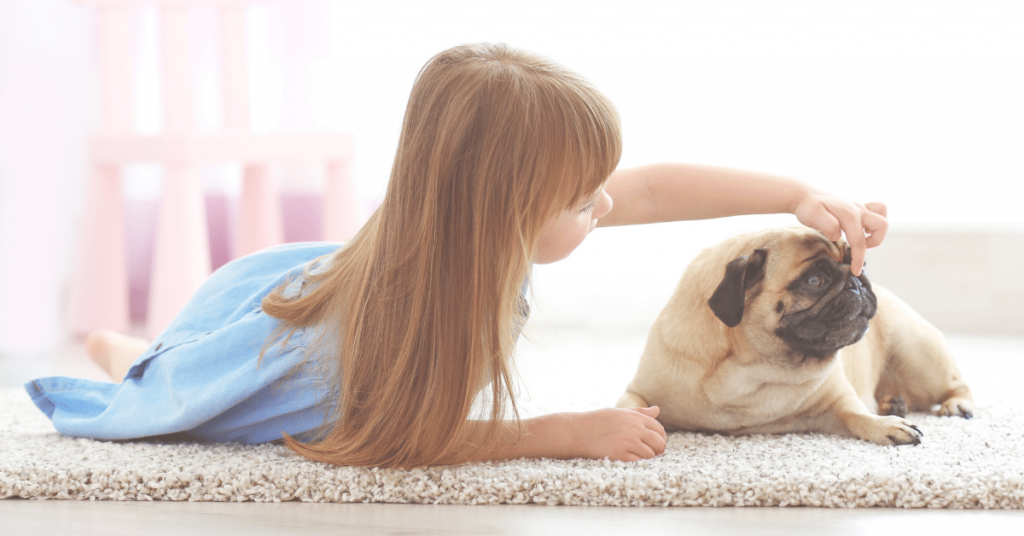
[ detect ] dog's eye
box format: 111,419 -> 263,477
806,274 -> 826,287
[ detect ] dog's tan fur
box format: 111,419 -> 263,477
616,226 -> 973,445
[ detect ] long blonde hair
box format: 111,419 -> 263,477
261,43 -> 621,467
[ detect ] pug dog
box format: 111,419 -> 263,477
616,226 -> 973,446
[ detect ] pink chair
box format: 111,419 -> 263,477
69,0 -> 359,339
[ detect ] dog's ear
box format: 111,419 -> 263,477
707,248 -> 767,328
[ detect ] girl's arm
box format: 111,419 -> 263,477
461,406 -> 667,463
597,163 -> 888,276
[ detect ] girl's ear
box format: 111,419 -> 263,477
707,248 -> 767,328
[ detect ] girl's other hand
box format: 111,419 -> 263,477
793,193 -> 888,277
569,406 -> 667,462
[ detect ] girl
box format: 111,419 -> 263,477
28,43 -> 887,468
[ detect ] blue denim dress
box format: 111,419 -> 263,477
26,242 -> 344,445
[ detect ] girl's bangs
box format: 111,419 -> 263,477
558,88 -> 622,209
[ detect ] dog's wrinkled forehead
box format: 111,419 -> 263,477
785,233 -> 852,270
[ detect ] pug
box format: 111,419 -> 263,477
616,226 -> 973,446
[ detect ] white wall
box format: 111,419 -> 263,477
311,0 -> 1024,330
1,0 -> 1022,354
316,0 -> 1024,224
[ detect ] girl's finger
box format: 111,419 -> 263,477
630,405 -> 660,419
642,416 -> 667,440
865,201 -> 888,219
806,208 -> 842,241
629,443 -> 657,460
834,211 -> 867,276
644,428 -> 667,454
863,210 -> 889,248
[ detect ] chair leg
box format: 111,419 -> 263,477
323,159 -> 362,241
236,163 -> 283,258
68,164 -> 129,335
147,163 -> 211,339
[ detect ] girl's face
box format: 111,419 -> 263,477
534,187 -> 613,264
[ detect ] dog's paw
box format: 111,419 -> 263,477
851,415 -> 923,446
937,396 -> 974,419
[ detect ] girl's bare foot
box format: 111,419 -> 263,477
85,330 -> 152,382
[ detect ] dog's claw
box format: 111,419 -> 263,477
886,434 -> 920,446
938,398 -> 975,420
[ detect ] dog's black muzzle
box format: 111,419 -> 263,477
776,272 -> 878,359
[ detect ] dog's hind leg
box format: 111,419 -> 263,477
877,394 -> 908,417
891,330 -> 973,418
874,288 -> 974,419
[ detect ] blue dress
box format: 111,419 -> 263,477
26,242 -> 344,445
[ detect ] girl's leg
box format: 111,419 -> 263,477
85,330 -> 152,382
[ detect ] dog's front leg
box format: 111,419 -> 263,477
615,390 -> 650,409
818,372 -> 923,446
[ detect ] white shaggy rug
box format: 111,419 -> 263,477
2,389 -> 1023,507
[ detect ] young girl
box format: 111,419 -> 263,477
27,43 -> 887,468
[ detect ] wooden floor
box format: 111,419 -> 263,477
2,330 -> 1023,534
2,500 -> 1024,535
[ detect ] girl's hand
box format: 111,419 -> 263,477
792,193 -> 888,276
568,406 -> 667,461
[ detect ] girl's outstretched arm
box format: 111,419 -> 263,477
597,163 -> 888,276
462,406 -> 667,463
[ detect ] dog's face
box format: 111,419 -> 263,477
707,229 -> 878,363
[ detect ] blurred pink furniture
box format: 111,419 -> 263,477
69,0 -> 358,339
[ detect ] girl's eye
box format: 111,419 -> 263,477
581,200 -> 597,214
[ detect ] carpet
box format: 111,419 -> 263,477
2,388 -> 1023,507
